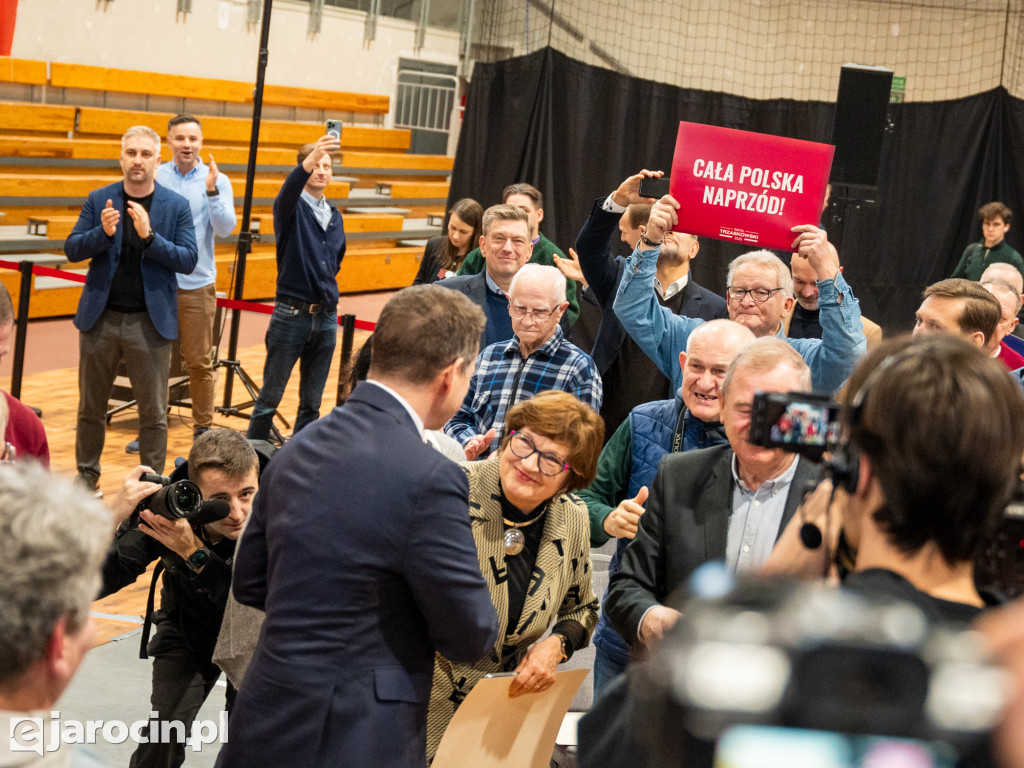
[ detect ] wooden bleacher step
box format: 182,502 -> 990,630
0,56 -> 454,308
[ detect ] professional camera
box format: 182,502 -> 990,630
631,568 -> 1006,768
749,392 -> 1024,599
748,391 -> 841,461
975,481 -> 1024,600
135,472 -> 227,526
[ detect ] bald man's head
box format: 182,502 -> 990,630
679,320 -> 756,423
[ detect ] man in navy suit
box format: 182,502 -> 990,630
218,285 -> 499,768
65,125 -> 197,491
567,171 -> 727,438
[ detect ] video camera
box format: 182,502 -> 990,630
748,391 -> 1024,598
632,568 -> 1005,768
748,391 -> 841,461
133,472 -> 229,526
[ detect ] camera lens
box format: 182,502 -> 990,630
170,483 -> 200,516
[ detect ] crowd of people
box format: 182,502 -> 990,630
5,122 -> 1024,768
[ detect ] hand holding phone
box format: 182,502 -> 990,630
638,176 -> 671,200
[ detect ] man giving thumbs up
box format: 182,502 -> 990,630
577,318 -> 754,694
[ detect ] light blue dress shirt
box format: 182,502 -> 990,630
157,160 -> 236,290
612,243 -> 866,394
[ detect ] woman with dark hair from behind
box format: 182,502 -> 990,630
414,198 -> 484,284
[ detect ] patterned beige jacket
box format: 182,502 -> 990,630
426,459 -> 599,758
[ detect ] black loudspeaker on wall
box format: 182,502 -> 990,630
829,65 -> 894,189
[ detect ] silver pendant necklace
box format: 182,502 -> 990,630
502,509 -> 547,556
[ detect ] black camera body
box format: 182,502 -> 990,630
130,472 -> 229,527
748,391 -> 841,461
632,570 -> 1006,768
139,472 -> 204,521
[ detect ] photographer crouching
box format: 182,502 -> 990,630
101,429 -> 261,768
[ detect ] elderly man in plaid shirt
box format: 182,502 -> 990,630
446,263 -> 602,459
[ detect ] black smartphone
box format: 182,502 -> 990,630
325,119 -> 342,140
638,176 -> 670,199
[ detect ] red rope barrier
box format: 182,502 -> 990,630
0,260 -> 377,330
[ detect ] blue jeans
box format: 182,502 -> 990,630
247,304 -> 337,440
592,641 -> 628,698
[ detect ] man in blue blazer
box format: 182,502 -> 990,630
65,125 -> 197,490
217,285 -> 499,768
570,171 -> 727,438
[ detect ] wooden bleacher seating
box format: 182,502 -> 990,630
0,57 -> 47,86
0,56 -> 450,315
48,62 -> 390,115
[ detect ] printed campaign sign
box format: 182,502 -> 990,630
669,122 -> 834,250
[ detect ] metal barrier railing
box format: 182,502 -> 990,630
394,70 -> 458,135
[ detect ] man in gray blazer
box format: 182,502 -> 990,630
604,337 -> 820,647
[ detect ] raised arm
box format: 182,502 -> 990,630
206,156 -> 237,238
789,225 -> 866,394
604,460 -> 671,644
142,198 -> 198,275
577,419 -> 635,547
65,193 -> 115,263
612,195 -> 702,389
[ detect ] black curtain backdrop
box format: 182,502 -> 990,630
449,47 -> 1024,332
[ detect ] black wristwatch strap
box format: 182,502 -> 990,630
185,546 -> 211,572
639,233 -> 662,248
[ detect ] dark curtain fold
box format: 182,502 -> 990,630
449,47 -> 1020,331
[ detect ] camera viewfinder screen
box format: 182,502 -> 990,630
769,402 -> 836,447
714,725 -> 956,768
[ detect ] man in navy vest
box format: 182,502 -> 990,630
578,318 -> 753,694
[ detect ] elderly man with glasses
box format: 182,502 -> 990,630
445,263 -> 602,459
613,194 -> 867,395
439,204 -> 573,350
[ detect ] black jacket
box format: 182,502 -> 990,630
100,515 -> 235,663
574,197 -> 727,374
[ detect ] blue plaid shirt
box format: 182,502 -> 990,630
445,326 -> 603,456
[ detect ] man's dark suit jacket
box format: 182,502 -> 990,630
604,443 -> 816,644
217,383 -> 499,768
65,180 -> 198,340
575,197 -> 727,374
438,270 -> 574,350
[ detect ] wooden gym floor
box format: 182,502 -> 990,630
2,296 -> 387,647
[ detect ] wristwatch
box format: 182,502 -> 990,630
639,233 -> 662,248
553,632 -> 569,663
142,232 -> 155,247
185,546 -> 211,572
206,188 -> 219,197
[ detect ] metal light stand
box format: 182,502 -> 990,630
216,0 -> 286,444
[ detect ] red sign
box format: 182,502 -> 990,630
669,122 -> 834,251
